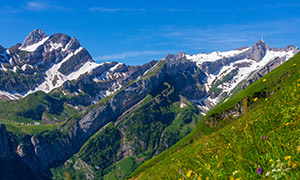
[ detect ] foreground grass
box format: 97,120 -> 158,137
129,53 -> 300,179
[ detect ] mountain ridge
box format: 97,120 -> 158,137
0,29 -> 299,179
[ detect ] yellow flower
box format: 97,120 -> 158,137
205,177 -> 209,180
230,176 -> 234,180
269,159 -> 273,162
284,122 -> 290,126
265,98 -> 268,101
236,178 -> 240,180
253,97 -> 258,102
284,156 -> 291,160
263,79 -> 267,82
292,162 -> 297,168
293,63 -> 296,66
215,155 -> 218,159
186,170 -> 192,178
297,146 -> 300,153
207,164 -> 211,170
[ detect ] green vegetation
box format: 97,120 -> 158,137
129,53 -> 300,179
0,69 -> 44,91
52,76 -> 202,180
78,123 -> 122,178
104,157 -> 139,180
142,61 -> 165,79
0,91 -> 77,123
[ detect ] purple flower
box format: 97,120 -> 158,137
257,165 -> 262,174
263,135 -> 267,140
179,169 -> 181,175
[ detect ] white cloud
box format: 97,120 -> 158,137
23,1 -> 71,12
89,7 -> 146,13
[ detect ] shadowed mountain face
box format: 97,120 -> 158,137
0,29 -> 299,179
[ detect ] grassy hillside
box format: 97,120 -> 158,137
129,52 -> 300,179
0,91 -> 79,134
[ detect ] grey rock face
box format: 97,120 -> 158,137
20,29 -> 47,48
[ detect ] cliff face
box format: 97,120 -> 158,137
0,124 -> 12,160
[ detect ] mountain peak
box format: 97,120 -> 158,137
253,40 -> 270,49
20,29 -> 48,48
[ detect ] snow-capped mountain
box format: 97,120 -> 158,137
0,29 -> 155,101
184,40 -> 298,112
0,30 -> 298,113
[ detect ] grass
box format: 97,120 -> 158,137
2,120 -> 62,135
128,53 -> 300,179
104,157 -> 139,180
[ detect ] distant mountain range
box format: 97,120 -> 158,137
0,29 -> 298,179
0,29 -> 298,112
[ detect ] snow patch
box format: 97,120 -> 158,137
25,47 -> 100,95
19,37 -> 49,52
109,63 -> 123,72
48,42 -> 63,52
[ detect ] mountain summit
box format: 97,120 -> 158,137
20,29 -> 48,49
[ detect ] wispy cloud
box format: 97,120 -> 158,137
94,50 -> 167,61
125,18 -> 300,53
89,7 -> 146,13
22,1 -> 71,12
156,7 -> 191,12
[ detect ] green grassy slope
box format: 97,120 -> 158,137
0,91 -> 78,134
129,53 -> 300,179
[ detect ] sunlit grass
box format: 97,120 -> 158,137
129,53 -> 300,179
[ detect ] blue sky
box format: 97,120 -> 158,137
0,0 -> 300,65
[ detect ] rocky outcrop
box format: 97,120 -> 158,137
20,29 -> 47,49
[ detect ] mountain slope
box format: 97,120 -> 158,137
0,29 -> 299,180
51,76 -> 201,179
129,52 -> 300,179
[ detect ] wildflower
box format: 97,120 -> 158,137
263,79 -> 267,82
292,162 -> 297,168
229,176 -> 234,180
263,135 -> 267,140
232,170 -> 239,175
179,169 -> 181,175
265,98 -> 268,101
284,156 -> 291,160
257,165 -> 263,174
293,63 -> 296,66
215,155 -> 218,159
236,178 -> 240,180
186,170 -> 192,178
254,97 -> 258,102
297,146 -> 300,153
284,122 -> 290,126
269,159 -> 273,162
266,171 -> 270,176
